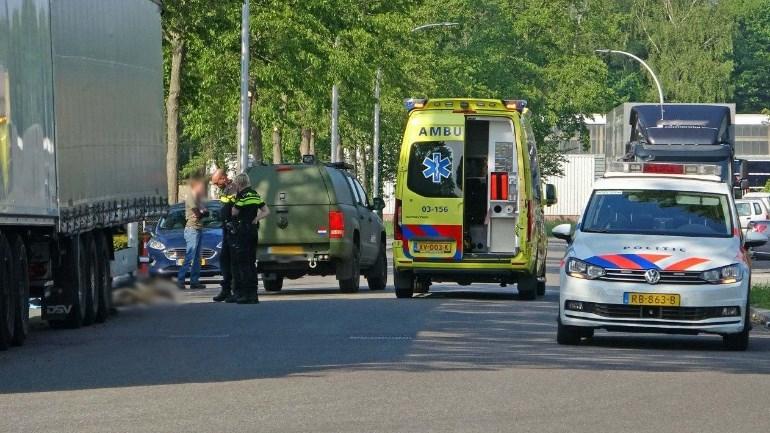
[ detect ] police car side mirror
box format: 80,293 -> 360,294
545,184 -> 557,207
371,197 -> 386,211
552,223 -> 573,243
744,230 -> 768,249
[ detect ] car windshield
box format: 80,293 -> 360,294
157,207 -> 222,231
736,202 -> 751,217
582,190 -> 732,238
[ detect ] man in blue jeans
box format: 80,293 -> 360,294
177,178 -> 208,289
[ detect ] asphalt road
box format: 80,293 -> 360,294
2,241 -> 770,433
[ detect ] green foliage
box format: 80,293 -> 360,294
163,0 -> 770,189
752,284 -> 770,309
762,179 -> 770,193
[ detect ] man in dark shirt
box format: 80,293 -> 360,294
230,173 -> 270,304
211,169 -> 239,303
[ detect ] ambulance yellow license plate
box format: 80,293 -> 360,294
624,292 -> 680,306
413,241 -> 453,254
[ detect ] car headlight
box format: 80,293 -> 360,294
216,241 -> 223,249
566,258 -> 605,280
701,264 -> 742,284
148,239 -> 166,250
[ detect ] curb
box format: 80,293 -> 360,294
750,307 -> 770,329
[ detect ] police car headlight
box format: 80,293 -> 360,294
701,264 -> 742,284
567,258 -> 605,280
148,239 -> 166,250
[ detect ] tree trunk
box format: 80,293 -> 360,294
300,127 -> 311,156
272,125 -> 282,164
251,117 -> 262,165
165,33 -> 185,204
309,129 -> 316,155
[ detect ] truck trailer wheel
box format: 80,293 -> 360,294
83,234 -> 99,326
51,236 -> 87,329
94,232 -> 112,323
10,235 -> 30,346
0,232 -> 15,350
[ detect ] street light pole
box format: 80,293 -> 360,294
238,0 -> 250,173
370,22 -> 460,206
595,49 -> 665,120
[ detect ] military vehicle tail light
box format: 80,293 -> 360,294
329,211 -> 345,239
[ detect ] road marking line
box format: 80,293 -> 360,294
167,334 -> 230,339
349,336 -> 413,340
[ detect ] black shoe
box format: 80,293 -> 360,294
189,283 -> 206,290
236,296 -> 259,304
213,290 -> 231,302
176,281 -> 185,290
225,295 -> 239,303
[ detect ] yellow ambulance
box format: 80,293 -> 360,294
392,98 -> 556,299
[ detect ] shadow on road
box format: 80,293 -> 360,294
2,281 -> 769,395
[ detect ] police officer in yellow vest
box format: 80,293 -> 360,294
229,173 -> 270,304
211,169 -> 239,303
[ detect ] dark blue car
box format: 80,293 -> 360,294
147,200 -> 224,278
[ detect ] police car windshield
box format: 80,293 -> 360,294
158,207 -> 223,231
582,190 -> 732,238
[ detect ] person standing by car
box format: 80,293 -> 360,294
211,169 -> 239,302
229,173 -> 270,304
177,177 -> 208,290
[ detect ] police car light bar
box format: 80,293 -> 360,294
404,98 -> 427,112
607,162 -> 722,177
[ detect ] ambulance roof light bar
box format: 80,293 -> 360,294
404,98 -> 427,112
607,161 -> 722,178
503,99 -> 527,112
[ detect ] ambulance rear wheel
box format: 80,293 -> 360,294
537,278 -> 546,297
517,274 -> 538,301
394,271 -> 414,299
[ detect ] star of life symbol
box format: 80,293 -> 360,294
422,152 -> 452,184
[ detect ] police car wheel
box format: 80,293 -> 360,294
723,303 -> 750,351
557,321 -> 582,345
10,235 -> 30,346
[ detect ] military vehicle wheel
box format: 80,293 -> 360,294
339,243 -> 361,293
366,243 -> 387,291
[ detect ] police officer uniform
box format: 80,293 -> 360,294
213,182 -> 238,303
230,187 -> 265,304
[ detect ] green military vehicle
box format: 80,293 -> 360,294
247,159 -> 387,293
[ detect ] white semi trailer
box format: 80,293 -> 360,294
0,0 -> 166,349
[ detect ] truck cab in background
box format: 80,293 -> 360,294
623,104 -> 748,192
